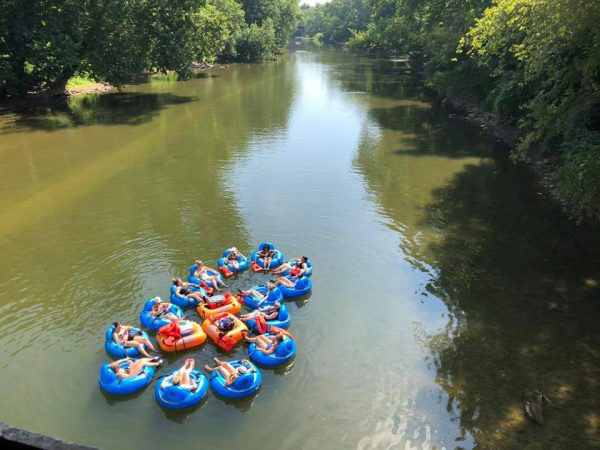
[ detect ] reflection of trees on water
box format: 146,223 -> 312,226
0,92 -> 198,133
419,161 -> 600,448
349,56 -> 600,447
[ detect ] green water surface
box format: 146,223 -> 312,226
0,48 -> 598,449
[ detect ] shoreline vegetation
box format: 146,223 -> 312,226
296,0 -> 600,222
1,0 -> 301,100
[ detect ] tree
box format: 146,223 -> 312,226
0,0 -> 241,96
242,0 -> 301,46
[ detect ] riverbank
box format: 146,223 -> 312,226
0,83 -> 114,115
0,66 -> 232,115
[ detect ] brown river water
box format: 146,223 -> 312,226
0,47 -> 598,449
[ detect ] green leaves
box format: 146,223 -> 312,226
0,0 -> 263,95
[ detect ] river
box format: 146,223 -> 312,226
0,47 -> 598,449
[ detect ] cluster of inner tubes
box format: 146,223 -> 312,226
98,242 -> 313,410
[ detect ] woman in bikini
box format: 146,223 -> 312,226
193,261 -> 228,291
273,256 -> 309,276
238,282 -> 277,307
109,357 -> 162,379
243,331 -> 286,355
160,358 -> 197,391
204,358 -> 255,386
256,244 -> 276,271
172,278 -> 208,303
271,275 -> 301,288
225,247 -> 245,270
112,322 -> 156,357
240,301 -> 281,322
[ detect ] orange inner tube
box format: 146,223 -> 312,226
156,321 -> 207,353
202,313 -> 248,351
196,295 -> 242,321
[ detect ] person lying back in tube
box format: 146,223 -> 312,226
204,358 -> 255,386
243,330 -> 287,355
112,321 -> 157,357
225,247 -> 246,270
256,244 -> 276,270
193,260 -> 228,291
239,301 -> 281,323
109,357 -> 162,379
238,282 -> 277,307
161,358 -> 198,391
273,256 -> 309,277
172,278 -> 208,302
149,297 -> 180,322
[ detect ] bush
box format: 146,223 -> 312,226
235,20 -> 277,62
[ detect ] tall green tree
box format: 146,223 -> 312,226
0,0 -> 241,96
242,0 -> 301,46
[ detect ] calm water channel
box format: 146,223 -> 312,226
0,48 -> 598,449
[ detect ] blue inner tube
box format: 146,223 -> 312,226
169,284 -> 206,308
250,242 -> 284,268
140,299 -> 184,331
218,249 -> 250,273
98,360 -> 155,395
246,303 -> 291,333
242,285 -> 284,310
281,259 -> 313,277
248,335 -> 297,367
104,325 -> 150,358
209,360 -> 262,399
279,277 -> 312,298
155,369 -> 208,409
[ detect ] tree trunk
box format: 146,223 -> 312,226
47,67 -> 75,97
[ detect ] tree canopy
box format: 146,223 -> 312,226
0,0 -> 300,96
299,0 -> 600,219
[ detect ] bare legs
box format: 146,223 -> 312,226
274,276 -> 296,288
204,358 -> 254,386
110,357 -> 161,378
202,275 -> 228,291
273,264 -> 291,275
239,289 -> 264,298
243,334 -> 271,348
122,334 -> 156,357
177,358 -> 197,390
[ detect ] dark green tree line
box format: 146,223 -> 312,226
299,0 -> 600,219
0,0 -> 300,96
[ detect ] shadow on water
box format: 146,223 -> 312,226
344,51 -> 600,447
417,159 -> 600,447
212,390 -> 261,412
160,399 -> 208,423
99,386 -> 149,405
0,92 -> 196,133
369,105 -> 495,159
